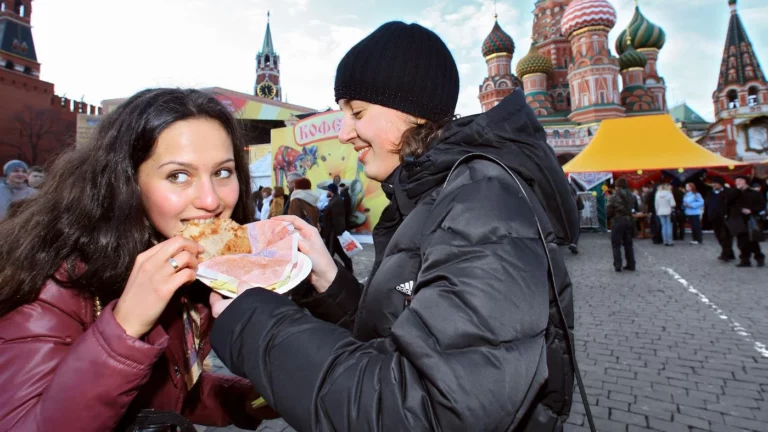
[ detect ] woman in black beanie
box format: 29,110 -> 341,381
211,21 -> 580,431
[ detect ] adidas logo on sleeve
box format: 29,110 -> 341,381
395,280 -> 414,296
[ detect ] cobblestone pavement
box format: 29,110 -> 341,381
246,233 -> 767,432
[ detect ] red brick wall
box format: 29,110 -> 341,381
0,68 -> 77,166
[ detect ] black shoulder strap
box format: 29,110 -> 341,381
444,153 -> 596,432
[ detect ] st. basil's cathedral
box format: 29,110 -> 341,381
478,0 -> 767,164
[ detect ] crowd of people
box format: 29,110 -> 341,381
0,160 -> 44,220
606,175 -> 767,271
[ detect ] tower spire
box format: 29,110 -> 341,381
262,11 -> 275,55
715,0 -> 766,92
494,0 -> 498,20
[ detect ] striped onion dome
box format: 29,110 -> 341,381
482,21 -> 515,58
619,41 -> 648,71
561,0 -> 617,38
615,6 -> 666,55
516,43 -> 554,78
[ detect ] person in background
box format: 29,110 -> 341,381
339,182 -> 353,230
706,177 -> 734,261
252,186 -> 264,220
727,175 -> 766,268
283,172 -> 302,214
672,184 -> 686,240
0,89 -> 273,431
0,160 -> 38,220
682,182 -> 705,245
287,177 -> 320,228
644,183 -> 662,244
321,183 -> 353,272
607,177 -> 636,272
268,186 -> 286,218
655,183 -> 676,246
28,165 -> 45,189
259,186 -> 273,222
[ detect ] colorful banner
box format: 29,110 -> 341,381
270,110 -> 387,233
210,89 -> 307,121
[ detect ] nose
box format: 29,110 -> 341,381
338,116 -> 356,144
192,178 -> 222,213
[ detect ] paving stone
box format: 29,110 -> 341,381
593,418 -> 629,432
609,409 -> 648,427
598,397 -> 629,411
647,417 -> 691,432
672,394 -> 708,409
678,405 -> 725,424
673,413 -> 710,429
609,391 -> 636,404
723,415 -> 768,431
705,403 -> 756,419
718,395 -> 761,408
722,386 -> 763,400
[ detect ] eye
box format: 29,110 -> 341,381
215,168 -> 234,179
168,171 -> 190,183
351,111 -> 362,120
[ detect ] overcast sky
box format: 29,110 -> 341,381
31,0 -> 768,121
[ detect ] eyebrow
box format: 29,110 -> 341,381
158,158 -> 235,169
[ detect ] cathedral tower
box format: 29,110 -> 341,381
712,0 -> 767,115
532,0 -> 574,115
517,39 -> 556,116
618,35 -> 658,114
478,15 -> 521,112
561,0 -> 625,123
615,1 -> 667,111
255,12 -> 281,101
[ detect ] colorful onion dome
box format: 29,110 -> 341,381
619,40 -> 648,70
615,6 -> 666,55
516,42 -> 554,78
561,0 -> 617,38
482,21 -> 515,58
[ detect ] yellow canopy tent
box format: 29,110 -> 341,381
563,114 -> 744,173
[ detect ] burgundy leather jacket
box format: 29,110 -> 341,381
0,279 -> 272,431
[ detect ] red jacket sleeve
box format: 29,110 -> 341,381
0,298 -> 168,432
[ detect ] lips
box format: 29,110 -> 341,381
356,147 -> 371,162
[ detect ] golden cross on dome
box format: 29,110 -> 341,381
494,0 -> 498,20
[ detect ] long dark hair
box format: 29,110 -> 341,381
0,88 -> 254,317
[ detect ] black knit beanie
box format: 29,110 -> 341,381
334,21 -> 460,122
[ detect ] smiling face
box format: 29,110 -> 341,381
338,99 -> 417,182
137,118 -> 240,238
6,167 -> 28,186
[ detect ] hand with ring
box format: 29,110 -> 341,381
114,237 -> 204,338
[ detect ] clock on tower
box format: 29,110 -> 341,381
257,82 -> 277,99
254,11 -> 282,101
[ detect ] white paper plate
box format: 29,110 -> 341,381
212,252 -> 312,298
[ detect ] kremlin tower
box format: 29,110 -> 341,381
478,16 -> 521,112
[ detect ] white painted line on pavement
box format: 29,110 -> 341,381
661,267 -> 768,359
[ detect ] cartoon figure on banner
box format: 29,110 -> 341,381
273,145 -> 319,186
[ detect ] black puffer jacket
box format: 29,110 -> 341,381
211,90 -> 579,431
